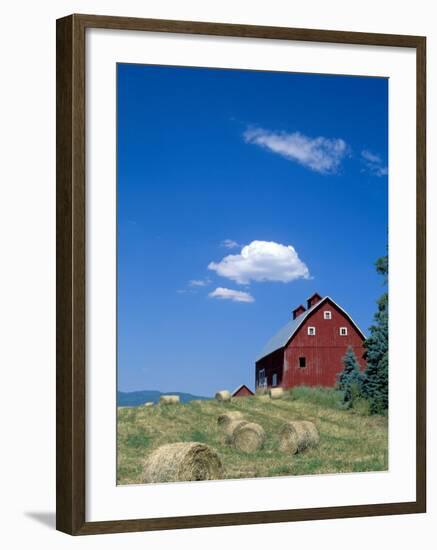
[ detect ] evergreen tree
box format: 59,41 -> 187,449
375,255 -> 388,283
337,346 -> 364,408
362,255 -> 389,414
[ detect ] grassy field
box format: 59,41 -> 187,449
117,387 -> 388,485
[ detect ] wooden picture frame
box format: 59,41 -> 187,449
56,13 -> 426,535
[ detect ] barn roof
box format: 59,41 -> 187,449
256,296 -> 365,361
231,384 -> 254,396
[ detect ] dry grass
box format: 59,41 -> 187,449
117,387 -> 388,485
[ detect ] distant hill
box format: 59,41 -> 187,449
117,389 -> 210,407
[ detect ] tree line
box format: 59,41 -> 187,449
337,254 -> 388,415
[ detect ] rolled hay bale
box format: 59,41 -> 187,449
144,402 -> 154,407
300,420 -> 320,447
278,423 -> 300,454
279,421 -> 319,454
143,442 -> 224,483
215,390 -> 231,402
231,422 -> 266,453
269,387 -> 284,400
224,419 -> 249,444
217,411 -> 245,429
159,395 -> 180,405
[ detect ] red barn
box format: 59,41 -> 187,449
255,293 -> 366,390
232,384 -> 254,398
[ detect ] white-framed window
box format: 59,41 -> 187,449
258,368 -> 266,386
307,326 -> 316,336
272,373 -> 278,386
339,327 -> 348,336
324,311 -> 332,320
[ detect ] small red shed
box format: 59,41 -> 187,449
232,384 -> 254,398
256,293 -> 366,390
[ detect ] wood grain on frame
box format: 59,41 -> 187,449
56,13 -> 426,535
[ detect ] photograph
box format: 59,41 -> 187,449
116,63 -> 389,485
1,0 -> 430,543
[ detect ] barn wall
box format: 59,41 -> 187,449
283,300 -> 366,388
255,348 -> 284,388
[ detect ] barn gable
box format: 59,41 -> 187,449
257,295 -> 365,361
232,384 -> 254,397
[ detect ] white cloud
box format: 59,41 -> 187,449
209,287 -> 254,303
244,127 -> 348,174
221,239 -> 240,249
208,240 -> 309,284
361,149 -> 388,177
189,278 -> 211,287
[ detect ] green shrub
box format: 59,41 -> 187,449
337,347 -> 364,409
352,397 -> 371,416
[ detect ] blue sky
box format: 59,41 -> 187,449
117,63 -> 388,396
